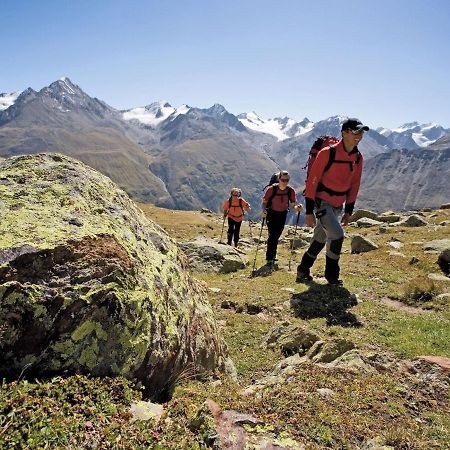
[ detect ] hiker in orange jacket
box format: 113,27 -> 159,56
296,118 -> 368,285
223,188 -> 251,247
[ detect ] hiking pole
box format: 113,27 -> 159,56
251,218 -> 265,276
248,217 -> 253,240
288,211 -> 301,271
219,215 -> 226,244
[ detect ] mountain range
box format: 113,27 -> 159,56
1,78 -> 449,213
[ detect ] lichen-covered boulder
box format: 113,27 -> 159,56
0,153 -> 234,400
180,237 -> 247,273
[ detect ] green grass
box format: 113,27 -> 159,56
1,207 -> 449,449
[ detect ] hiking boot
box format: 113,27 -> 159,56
296,269 -> 313,283
327,278 -> 343,286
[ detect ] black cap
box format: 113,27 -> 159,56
341,118 -> 369,132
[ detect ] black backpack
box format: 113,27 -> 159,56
262,172 -> 280,191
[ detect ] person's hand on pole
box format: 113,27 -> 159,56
293,204 -> 303,213
341,213 -> 350,226
261,209 -> 267,217
304,213 -> 316,228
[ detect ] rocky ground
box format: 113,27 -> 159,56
1,197 -> 449,449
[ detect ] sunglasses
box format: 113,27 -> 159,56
348,129 -> 365,135
279,178 -> 290,182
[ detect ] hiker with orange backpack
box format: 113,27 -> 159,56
296,118 -> 368,285
223,188 -> 251,247
262,170 -> 303,267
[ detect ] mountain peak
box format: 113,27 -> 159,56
205,104 -> 227,115
45,78 -> 82,96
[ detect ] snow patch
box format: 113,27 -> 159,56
123,101 -> 190,126
411,133 -> 435,147
238,112 -> 314,140
0,91 -> 21,111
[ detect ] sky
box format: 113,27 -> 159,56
1,0 -> 450,129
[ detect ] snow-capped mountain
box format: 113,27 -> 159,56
0,91 -> 21,111
122,101 -> 190,127
377,122 -> 449,148
1,77 -> 449,213
237,112 -> 314,141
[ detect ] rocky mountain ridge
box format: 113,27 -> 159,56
1,78 -> 449,213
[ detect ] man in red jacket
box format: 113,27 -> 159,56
296,118 -> 369,285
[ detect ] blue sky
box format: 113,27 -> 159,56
2,0 -> 450,128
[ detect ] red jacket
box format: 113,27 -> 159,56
305,140 -> 363,212
263,185 -> 297,212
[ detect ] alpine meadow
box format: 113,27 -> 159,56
1,1 -> 450,448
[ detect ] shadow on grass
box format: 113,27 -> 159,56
250,264 -> 279,278
290,282 -> 362,327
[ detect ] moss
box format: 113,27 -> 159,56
33,304 -> 47,318
52,339 -> 76,359
78,339 -> 100,370
71,320 -> 107,342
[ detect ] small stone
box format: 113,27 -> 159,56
317,388 -> 335,397
209,287 -> 221,293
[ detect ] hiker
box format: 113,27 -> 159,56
262,170 -> 303,266
223,188 -> 251,247
296,118 -> 368,285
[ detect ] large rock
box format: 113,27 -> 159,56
356,217 -> 384,228
0,153 -> 234,400
396,214 -> 428,227
180,237 -> 247,273
423,239 -> 450,253
377,212 -> 401,223
438,249 -> 450,275
308,338 -> 355,363
349,209 -> 378,222
351,235 -> 379,253
190,399 -> 304,450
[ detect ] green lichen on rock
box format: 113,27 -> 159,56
0,153 -> 234,400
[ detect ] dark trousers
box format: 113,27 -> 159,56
265,210 -> 287,261
227,218 -> 242,245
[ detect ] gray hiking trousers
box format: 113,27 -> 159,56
309,200 -> 344,260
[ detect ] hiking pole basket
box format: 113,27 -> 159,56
251,217 -> 265,276
288,211 -> 300,271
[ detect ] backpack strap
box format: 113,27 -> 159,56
226,196 -> 232,212
266,185 -> 278,209
227,196 -> 244,217
317,149 -> 362,195
324,146 -> 361,172
267,185 -> 293,210
323,146 -> 336,173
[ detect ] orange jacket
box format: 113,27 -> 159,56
223,196 -> 251,222
305,140 -> 363,212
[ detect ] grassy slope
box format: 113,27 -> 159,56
1,205 -> 449,449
